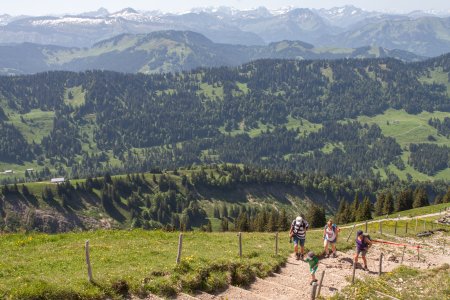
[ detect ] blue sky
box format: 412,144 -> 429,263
2,0 -> 450,15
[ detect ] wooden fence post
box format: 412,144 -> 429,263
417,247 -> 420,261
275,232 -> 279,256
316,270 -> 325,298
346,224 -> 356,242
378,253 -> 383,276
405,222 -> 408,234
352,260 -> 356,284
394,222 -> 397,235
85,240 -> 93,282
365,221 -> 368,233
310,282 -> 318,300
401,246 -> 406,264
238,232 -> 242,258
176,233 -> 183,264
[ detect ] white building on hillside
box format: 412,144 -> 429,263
51,177 -> 65,184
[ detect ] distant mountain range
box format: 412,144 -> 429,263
0,6 -> 449,57
0,30 -> 425,75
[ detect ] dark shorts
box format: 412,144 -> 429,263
356,247 -> 367,256
293,236 -> 305,247
325,238 -> 337,244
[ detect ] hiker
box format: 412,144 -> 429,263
289,216 -> 309,260
305,251 -> 319,285
354,230 -> 372,271
323,219 -> 339,258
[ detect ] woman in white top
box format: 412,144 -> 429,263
323,219 -> 339,258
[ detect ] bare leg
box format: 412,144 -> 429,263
332,243 -> 336,254
362,256 -> 368,268
324,241 -> 329,255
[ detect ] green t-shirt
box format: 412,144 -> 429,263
305,256 -> 318,269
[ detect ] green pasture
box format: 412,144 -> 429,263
358,109 -> 450,148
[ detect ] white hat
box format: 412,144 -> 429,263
296,216 -> 302,223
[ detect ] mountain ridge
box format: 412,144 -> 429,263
0,6 -> 449,56
0,30 -> 425,75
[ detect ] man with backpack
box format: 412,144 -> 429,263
323,219 -> 339,258
289,216 -> 309,260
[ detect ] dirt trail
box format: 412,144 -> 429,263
138,213 -> 449,300
196,230 -> 448,300
311,210 -> 448,232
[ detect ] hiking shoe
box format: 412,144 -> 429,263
325,253 -> 329,258
310,279 -> 318,285
295,253 -> 300,260
363,266 -> 369,271
332,253 -> 337,258
300,254 -> 304,260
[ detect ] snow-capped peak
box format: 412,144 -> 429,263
109,7 -> 154,22
30,17 -> 114,27
0,14 -> 12,25
78,7 -> 109,18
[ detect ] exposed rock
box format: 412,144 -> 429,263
437,214 -> 450,225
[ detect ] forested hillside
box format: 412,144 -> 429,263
0,55 -> 449,184
1,165 -> 448,233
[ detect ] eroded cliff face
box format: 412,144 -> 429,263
0,193 -> 114,233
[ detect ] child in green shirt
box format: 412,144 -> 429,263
305,251 -> 319,285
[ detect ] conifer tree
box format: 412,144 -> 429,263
442,188 -> 450,203
335,198 -> 349,224
382,192 -> 394,215
434,194 -> 443,204
21,184 -> 31,198
221,218 -> 229,232
413,188 -> 429,208
278,209 -> 289,231
350,194 -> 360,222
206,220 -> 212,232
213,205 -> 220,218
395,189 -> 413,212
374,193 -> 385,216
266,210 -> 277,232
307,204 -> 326,228
358,197 -> 372,221
235,212 -> 249,231
253,210 -> 267,232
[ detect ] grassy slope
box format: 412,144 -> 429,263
0,228 -> 360,299
0,108 -> 55,176
419,67 -> 450,96
330,264 -> 450,300
358,109 -> 450,181
64,86 -> 86,108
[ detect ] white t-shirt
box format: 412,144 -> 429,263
325,224 -> 337,241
